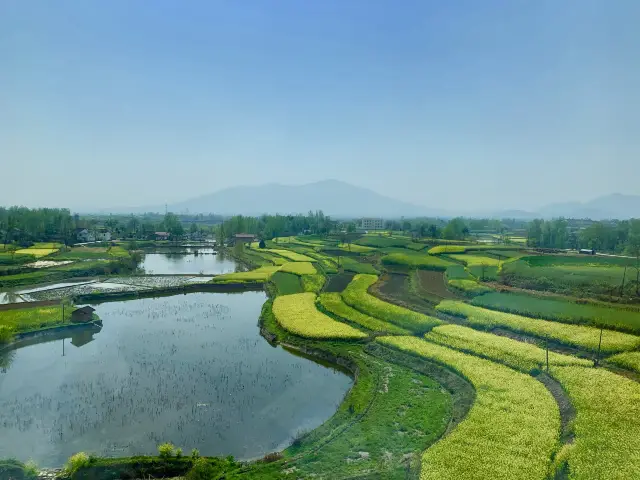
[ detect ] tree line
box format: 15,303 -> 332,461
526,218 -> 640,256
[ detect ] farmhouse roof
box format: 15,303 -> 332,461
235,233 -> 256,238
155,231 -> 170,235
73,306 -> 96,314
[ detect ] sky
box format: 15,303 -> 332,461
1,0 -> 639,212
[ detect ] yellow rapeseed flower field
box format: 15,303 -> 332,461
378,336 -> 560,480
606,351 -> 640,373
273,292 -> 367,340
436,300 -> 640,353
210,265 -> 281,282
318,293 -> 410,335
342,274 -> 441,334
265,249 -> 315,262
280,262 -> 317,275
551,366 -> 640,479
425,324 -> 591,372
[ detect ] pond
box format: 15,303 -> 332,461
139,248 -> 240,275
0,292 -> 352,467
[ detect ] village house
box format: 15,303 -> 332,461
234,233 -> 256,244
75,228 -> 112,243
70,306 -> 96,323
155,231 -> 170,241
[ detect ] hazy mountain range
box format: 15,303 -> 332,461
99,180 -> 639,220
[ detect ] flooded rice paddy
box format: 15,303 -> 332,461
140,248 -> 240,275
0,292 -> 352,466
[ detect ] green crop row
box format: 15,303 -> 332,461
301,274 -> 326,293
272,292 -> 367,340
342,274 -> 441,334
280,261 -> 317,275
211,265 -> 281,283
264,249 -> 315,262
377,336 -> 560,480
550,366 -> 640,479
425,324 -> 591,373
436,300 -> 640,353
339,257 -> 378,274
318,293 -> 410,335
472,291 -> 640,334
447,279 -> 494,296
607,351 -> 640,373
380,252 -> 454,271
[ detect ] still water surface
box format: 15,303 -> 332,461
0,292 -> 352,466
139,248 -> 240,275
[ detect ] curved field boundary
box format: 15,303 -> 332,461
425,324 -> 591,373
606,351 -> 640,374
264,249 -> 315,262
272,292 -> 367,339
551,366 -> 640,479
471,291 -> 640,335
436,300 -> 640,353
318,293 -> 410,335
378,336 -> 560,480
342,274 -> 441,334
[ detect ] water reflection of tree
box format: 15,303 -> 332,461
1,288 -> 22,304
0,349 -> 16,373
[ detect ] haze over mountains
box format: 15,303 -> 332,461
102,180 -> 639,220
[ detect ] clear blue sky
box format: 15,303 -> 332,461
2,0 -> 639,211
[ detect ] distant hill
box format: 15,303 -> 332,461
94,182 -> 638,220
538,194 -> 640,220
159,180 -> 437,217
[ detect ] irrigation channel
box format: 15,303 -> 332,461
0,291 -> 353,467
139,247 -> 241,275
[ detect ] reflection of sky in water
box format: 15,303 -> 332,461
0,292 -> 352,467
140,250 -> 240,274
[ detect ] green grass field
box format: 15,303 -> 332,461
381,252 -> 454,271
501,258 -> 629,296
448,254 -> 501,266
339,257 -> 378,274
271,271 -> 303,295
0,304 -> 73,334
472,291 -> 640,334
436,300 -> 640,353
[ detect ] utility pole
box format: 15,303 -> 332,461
546,338 -> 549,373
595,326 -> 604,367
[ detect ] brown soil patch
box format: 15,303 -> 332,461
416,270 -> 459,300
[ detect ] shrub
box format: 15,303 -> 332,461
158,442 -> 177,458
186,458 -> 215,480
191,448 -> 200,459
23,460 -> 39,479
0,325 -> 14,344
64,452 -> 91,475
